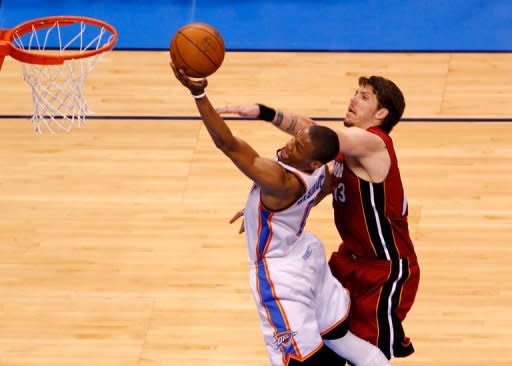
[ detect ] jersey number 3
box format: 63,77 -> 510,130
334,182 -> 346,203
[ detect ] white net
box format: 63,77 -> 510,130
12,20 -> 115,133
21,56 -> 101,133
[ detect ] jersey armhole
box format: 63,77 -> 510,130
259,170 -> 307,212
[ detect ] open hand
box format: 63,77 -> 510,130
216,104 -> 260,118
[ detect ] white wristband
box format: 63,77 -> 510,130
192,91 -> 206,99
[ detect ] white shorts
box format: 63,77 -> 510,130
249,232 -> 351,366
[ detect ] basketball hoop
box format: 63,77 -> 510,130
0,16 -> 118,133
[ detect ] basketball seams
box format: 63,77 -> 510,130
173,34 -> 205,77
186,24 -> 225,54
169,22 -> 225,78
178,28 -> 222,68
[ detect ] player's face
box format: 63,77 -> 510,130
277,128 -> 317,170
344,84 -> 382,128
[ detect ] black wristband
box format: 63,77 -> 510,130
257,104 -> 277,122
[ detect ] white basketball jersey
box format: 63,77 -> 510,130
243,159 -> 327,263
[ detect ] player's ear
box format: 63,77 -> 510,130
375,107 -> 389,121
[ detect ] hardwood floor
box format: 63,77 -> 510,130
0,51 -> 511,365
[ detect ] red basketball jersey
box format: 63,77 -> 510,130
331,127 -> 415,260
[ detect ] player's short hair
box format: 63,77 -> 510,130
359,76 -> 405,133
308,125 -> 339,164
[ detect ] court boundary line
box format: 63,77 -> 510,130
114,48 -> 512,53
1,115 -> 512,122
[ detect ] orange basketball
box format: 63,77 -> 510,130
170,22 -> 225,78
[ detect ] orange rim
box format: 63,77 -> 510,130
0,30 -> 9,68
0,15 -> 118,65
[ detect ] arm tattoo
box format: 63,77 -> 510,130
274,111 -> 284,127
285,115 -> 298,133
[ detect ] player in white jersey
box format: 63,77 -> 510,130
244,158 -> 326,262
244,161 -> 354,365
171,63 -> 390,366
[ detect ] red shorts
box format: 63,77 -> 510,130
329,247 -> 420,359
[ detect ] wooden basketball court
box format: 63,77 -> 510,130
0,51 -> 511,365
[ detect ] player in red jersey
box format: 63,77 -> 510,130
219,75 -> 420,362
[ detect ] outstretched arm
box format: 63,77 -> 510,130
216,102 -> 390,182
217,100 -> 393,184
217,104 -> 316,136
170,63 -> 302,200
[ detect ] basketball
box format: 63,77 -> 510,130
170,22 -> 225,78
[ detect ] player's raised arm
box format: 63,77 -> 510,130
217,103 -> 316,136
170,63 -> 302,200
